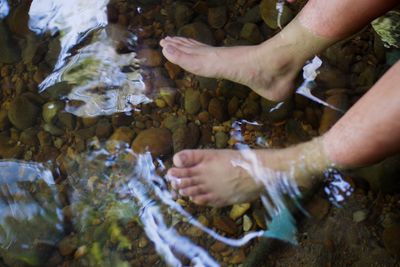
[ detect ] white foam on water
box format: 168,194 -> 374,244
276,0 -> 285,29
229,120 -> 300,244
296,56 -> 344,112
0,0 -> 9,19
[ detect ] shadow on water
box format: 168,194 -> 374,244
0,0 -> 355,266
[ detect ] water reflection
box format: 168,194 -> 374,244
29,0 -> 150,117
65,144 -> 264,266
0,161 -> 63,267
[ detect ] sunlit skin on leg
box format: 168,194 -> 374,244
164,0 -> 400,207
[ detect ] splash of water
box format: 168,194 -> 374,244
0,0 -> 8,19
276,0 -> 285,29
296,56 -> 344,113
230,120 -> 300,244
28,0 -> 150,117
64,144 -> 270,266
228,119 -> 355,243
323,168 -> 354,206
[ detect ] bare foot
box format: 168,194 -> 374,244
160,19 -> 334,101
160,36 -> 301,101
166,138 -> 331,207
167,149 -> 264,207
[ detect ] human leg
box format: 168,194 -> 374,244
160,0 -> 398,101
167,61 -> 400,207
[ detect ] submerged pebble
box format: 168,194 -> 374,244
8,96 -> 40,130
131,127 -> 172,157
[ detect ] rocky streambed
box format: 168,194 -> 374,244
0,0 -> 400,266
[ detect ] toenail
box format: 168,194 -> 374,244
166,45 -> 176,54
178,153 -> 187,165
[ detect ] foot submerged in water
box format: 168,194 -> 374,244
159,18 -> 335,102
159,36 -> 301,102
166,138 -> 331,207
167,149 -> 264,207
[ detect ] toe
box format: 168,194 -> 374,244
167,37 -> 193,47
175,177 -> 200,189
179,185 -> 207,197
167,167 -> 197,178
161,45 -> 191,66
173,150 -> 205,168
170,37 -> 206,47
168,176 -> 200,190
191,194 -> 213,206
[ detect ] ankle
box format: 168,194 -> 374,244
286,137 -> 335,187
272,17 -> 338,63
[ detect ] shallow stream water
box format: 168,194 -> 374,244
0,0 -> 395,266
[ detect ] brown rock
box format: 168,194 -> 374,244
82,117 -> 98,128
159,87 -> 177,107
208,98 -> 227,122
198,111 -> 210,123
228,96 -> 240,116
210,241 -> 228,253
172,123 -> 200,153
307,197 -> 330,221
137,48 -> 162,67
37,130 -> 52,146
20,128 -> 39,146
383,225 -> 400,256
252,209 -> 267,229
229,249 -> 246,264
164,62 -> 182,79
184,89 -> 201,115
8,96 -> 40,130
58,235 -> 78,256
240,23 -> 263,44
163,115 -> 187,132
215,131 -> 229,148
109,127 -> 135,143
95,119 -> 112,139
107,3 -> 119,23
131,128 -> 172,157
208,6 -> 227,29
173,2 -> 193,28
111,113 -> 134,127
316,65 -> 349,89
200,126 -> 212,145
241,98 -> 260,119
7,0 -> 32,37
229,203 -> 251,220
187,215 -> 208,237
193,1 -> 208,15
58,111 -> 76,130
0,135 -> 24,158
200,91 -> 212,110
319,92 -> 349,134
178,22 -> 215,45
0,109 -> 10,130
213,216 -> 237,235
